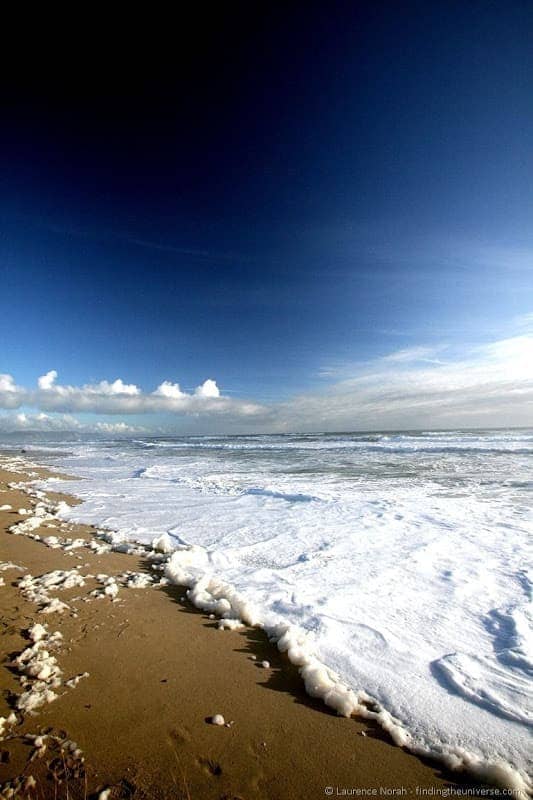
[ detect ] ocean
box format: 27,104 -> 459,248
7,429 -> 532,786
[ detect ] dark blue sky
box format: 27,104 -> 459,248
1,2 -> 532,428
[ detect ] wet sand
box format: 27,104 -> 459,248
0,456 -> 476,799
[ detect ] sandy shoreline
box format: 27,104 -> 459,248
0,456 -> 485,799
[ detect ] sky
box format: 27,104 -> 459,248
1,2 -> 532,434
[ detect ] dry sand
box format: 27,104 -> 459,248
0,457 -> 479,799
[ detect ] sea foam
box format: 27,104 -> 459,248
17,429 -> 533,792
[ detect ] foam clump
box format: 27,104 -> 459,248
0,773 -> 37,797
17,681 -> 58,714
10,515 -> 42,536
273,625 -> 314,666
42,597 -> 70,614
66,672 -> 89,688
298,661 -> 361,717
0,562 -> 25,572
0,504 -> 12,511
89,539 -> 112,555
42,536 -> 63,549
165,550 -> 261,628
55,500 -> 72,517
152,532 -> 174,554
7,614 -> 89,723
17,569 -> 85,613
28,623 -> 48,642
104,581 -> 119,599
217,618 -> 244,630
13,625 -> 64,714
0,712 -> 17,740
165,546 -> 210,585
122,571 -> 153,589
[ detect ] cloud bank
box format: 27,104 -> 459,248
0,331 -> 532,433
277,334 -> 533,431
0,412 -> 143,435
0,372 -> 262,418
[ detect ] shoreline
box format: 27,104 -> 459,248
0,455 -> 518,798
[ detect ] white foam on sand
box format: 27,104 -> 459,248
4,616 -> 91,728
9,431 -> 533,792
13,624 -> 64,714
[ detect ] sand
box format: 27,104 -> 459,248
0,457 -> 480,799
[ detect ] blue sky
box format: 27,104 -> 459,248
1,2 -> 532,433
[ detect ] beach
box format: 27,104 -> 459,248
0,455 -> 472,799
3,4 -> 531,795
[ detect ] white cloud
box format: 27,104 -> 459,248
0,374 -> 19,392
194,378 -> 220,398
153,381 -> 185,399
94,421 -> 142,434
0,412 -> 83,433
0,374 -> 25,409
381,346 -> 445,364
37,370 -> 58,390
0,412 -> 146,435
92,379 -> 140,396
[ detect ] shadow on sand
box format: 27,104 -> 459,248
157,581 -> 492,795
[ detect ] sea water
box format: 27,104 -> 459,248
8,430 -> 532,785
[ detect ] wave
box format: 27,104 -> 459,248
244,488 -> 321,503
